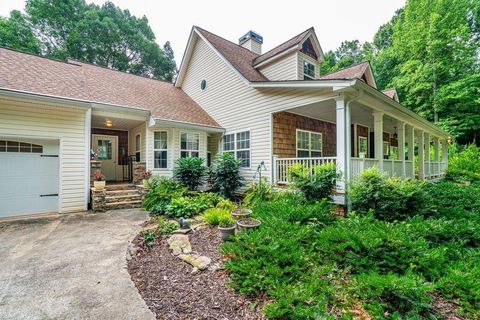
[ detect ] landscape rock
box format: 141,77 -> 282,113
178,254 -> 211,270
167,234 -> 192,255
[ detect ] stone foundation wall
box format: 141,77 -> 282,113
91,188 -> 106,212
132,162 -> 146,185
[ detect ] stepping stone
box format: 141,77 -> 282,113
178,254 -> 211,271
167,234 -> 192,255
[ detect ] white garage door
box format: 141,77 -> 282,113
0,139 -> 59,218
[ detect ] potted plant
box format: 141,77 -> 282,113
143,171 -> 152,186
236,218 -> 261,232
232,206 -> 252,220
218,216 -> 236,241
93,171 -> 106,190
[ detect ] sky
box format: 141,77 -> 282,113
0,0 -> 406,62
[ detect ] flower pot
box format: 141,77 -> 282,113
232,208 -> 252,220
93,180 -> 106,190
236,218 -> 261,232
218,225 -> 236,241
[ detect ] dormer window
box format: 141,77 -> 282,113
303,61 -> 315,80
301,38 -> 318,60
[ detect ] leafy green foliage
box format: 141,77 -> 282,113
202,208 -> 231,226
242,178 -> 275,207
173,157 -> 207,191
154,216 -> 178,235
164,192 -> 222,219
218,216 -> 235,228
350,167 -> 428,221
209,153 -> 244,199
143,176 -> 187,214
4,0 -> 176,80
446,145 -> 480,183
223,177 -> 480,318
215,198 -> 236,211
142,231 -> 159,247
288,162 -> 338,202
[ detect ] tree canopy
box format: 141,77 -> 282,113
0,0 -> 176,81
321,0 -> 480,144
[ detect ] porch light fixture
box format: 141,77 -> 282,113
106,120 -> 113,127
393,126 -> 398,140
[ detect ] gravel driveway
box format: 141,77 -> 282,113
0,209 -> 155,320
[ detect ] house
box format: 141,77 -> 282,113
0,26 -> 449,218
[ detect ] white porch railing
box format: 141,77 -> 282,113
274,157 -> 447,184
274,157 -> 336,184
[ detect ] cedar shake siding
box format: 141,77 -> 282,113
273,112 -> 336,158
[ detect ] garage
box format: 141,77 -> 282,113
0,138 -> 59,218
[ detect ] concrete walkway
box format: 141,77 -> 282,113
0,209 -> 155,320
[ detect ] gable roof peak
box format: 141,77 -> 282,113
319,61 -> 376,88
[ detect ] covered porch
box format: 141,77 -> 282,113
272,94 -> 449,189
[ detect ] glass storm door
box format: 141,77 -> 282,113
92,135 -> 117,181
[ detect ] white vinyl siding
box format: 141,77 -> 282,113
146,125 -> 207,177
258,52 -> 298,81
181,37 -> 336,181
129,122 -> 146,162
297,52 -> 320,80
0,98 -> 87,213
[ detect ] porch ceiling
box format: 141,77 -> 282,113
91,114 -> 145,130
284,100 -> 399,133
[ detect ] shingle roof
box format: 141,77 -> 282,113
382,88 -> 399,102
195,27 -> 268,82
0,47 -> 221,128
319,61 -> 370,80
253,28 -> 312,66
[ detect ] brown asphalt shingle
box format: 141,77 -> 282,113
382,89 -> 399,102
319,61 -> 370,80
0,47 -> 221,128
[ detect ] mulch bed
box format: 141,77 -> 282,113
128,226 -> 266,320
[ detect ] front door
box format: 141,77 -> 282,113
92,135 -> 117,181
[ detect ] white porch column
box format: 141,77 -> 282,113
397,121 -> 406,178
373,112 -> 384,171
336,97 -> 351,192
441,139 -> 449,172
417,130 -> 425,179
433,136 -> 440,176
406,125 -> 415,178
424,132 -> 431,179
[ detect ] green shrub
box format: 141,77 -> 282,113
209,152 -> 244,199
352,272 -> 435,318
173,157 -> 207,191
349,167 -> 428,221
218,216 -> 236,228
242,177 -> 275,207
143,176 -> 187,214
163,192 -> 222,218
288,162 -> 339,202
154,216 -> 178,234
446,144 -> 480,184
216,198 -> 236,211
203,208 -> 231,226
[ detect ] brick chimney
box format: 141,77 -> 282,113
239,31 -> 263,55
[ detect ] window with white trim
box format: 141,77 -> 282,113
303,61 -> 315,80
135,134 -> 141,161
180,132 -> 199,158
0,140 -> 43,153
296,129 -> 322,157
154,131 -> 168,168
223,130 -> 250,167
358,136 -> 368,156
383,141 -> 390,157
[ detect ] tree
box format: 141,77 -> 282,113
320,40 -> 371,75
3,0 -> 176,81
0,10 -> 40,53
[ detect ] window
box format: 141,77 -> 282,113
135,134 -> 141,161
181,132 -> 199,158
222,130 -> 251,168
200,79 -> 207,90
0,140 -> 43,153
303,61 -> 315,80
97,139 -> 112,160
296,129 -> 322,157
154,131 -> 168,168
383,141 -> 390,157
390,146 -> 399,160
358,136 -> 368,156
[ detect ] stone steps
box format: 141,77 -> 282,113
91,183 -> 146,212
104,200 -> 143,209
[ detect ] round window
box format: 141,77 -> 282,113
200,79 -> 207,90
